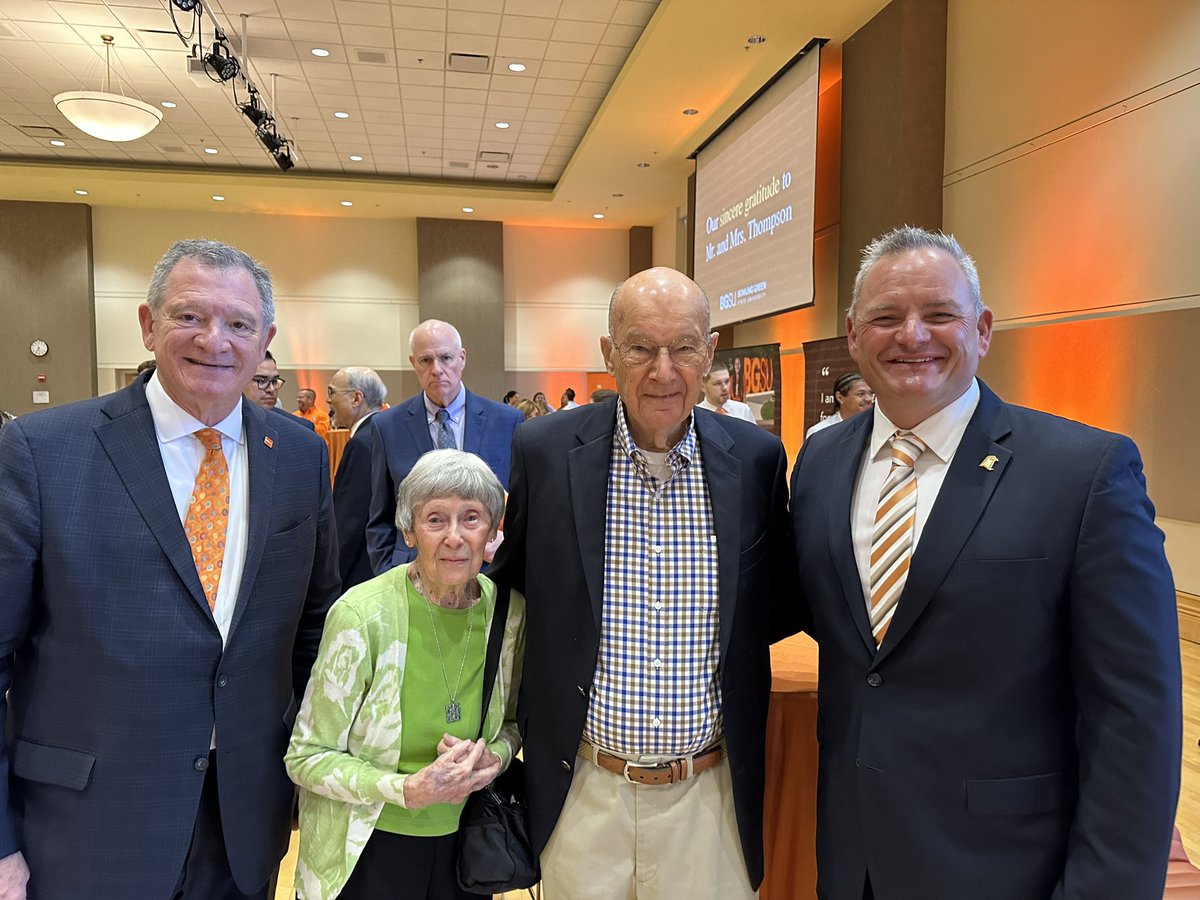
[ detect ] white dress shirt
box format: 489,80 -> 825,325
349,409 -> 378,438
850,379 -> 981,612
145,372 -> 249,648
696,397 -> 756,422
805,410 -> 843,439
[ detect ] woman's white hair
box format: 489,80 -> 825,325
395,449 -> 505,534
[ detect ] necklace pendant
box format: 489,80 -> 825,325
445,700 -> 462,723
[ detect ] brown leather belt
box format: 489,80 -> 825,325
583,742 -> 725,786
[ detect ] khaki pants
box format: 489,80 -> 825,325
539,749 -> 757,900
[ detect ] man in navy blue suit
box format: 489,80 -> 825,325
0,240 -> 339,899
366,319 -> 522,573
790,226 -> 1181,899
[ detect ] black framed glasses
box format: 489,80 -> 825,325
250,375 -> 285,389
610,336 -> 711,368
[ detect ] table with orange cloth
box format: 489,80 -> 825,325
324,428 -> 349,486
761,632 -> 820,900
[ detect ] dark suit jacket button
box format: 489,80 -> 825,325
216,674 -> 228,688
194,756 -> 210,771
561,759 -> 572,771
866,673 -> 883,687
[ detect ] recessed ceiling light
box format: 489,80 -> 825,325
311,48 -> 330,57
50,139 -> 66,147
74,189 -> 88,196
612,192 -> 624,198
593,213 -> 605,219
507,62 -> 526,72
203,147 -> 218,154
637,162 -> 650,168
348,154 -> 363,161
333,111 -> 350,119
486,164 -> 499,169
212,195 -> 225,201
682,108 -> 699,116
517,175 -> 527,179
747,34 -> 767,44
340,200 -> 353,207
495,121 -> 510,129
160,100 -> 177,108
462,207 -> 474,213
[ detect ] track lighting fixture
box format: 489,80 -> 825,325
169,0 -> 200,10
204,40 -> 240,82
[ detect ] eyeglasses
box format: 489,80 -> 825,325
610,336 -> 711,368
326,387 -> 356,398
250,375 -> 285,389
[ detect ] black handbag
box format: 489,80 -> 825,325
456,588 -> 540,895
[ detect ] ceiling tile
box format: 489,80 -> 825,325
612,1 -> 656,28
557,0 -> 618,23
601,23 -> 643,46
340,24 -> 394,47
550,20 -> 604,43
499,15 -> 553,40
284,19 -> 342,43
449,0 -> 502,12
538,60 -> 587,79
394,27 -> 444,51
502,0 -> 561,17
281,0 -> 338,24
336,1 -> 392,26
447,10 -> 500,36
544,40 -> 593,63
397,66 -> 445,85
590,44 -> 630,66
495,36 -> 547,58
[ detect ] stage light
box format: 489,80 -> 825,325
204,41 -> 240,82
170,0 -> 200,10
239,92 -> 270,128
272,143 -> 295,172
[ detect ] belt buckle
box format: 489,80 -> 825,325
622,759 -> 673,785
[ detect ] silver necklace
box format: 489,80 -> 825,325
414,573 -> 476,723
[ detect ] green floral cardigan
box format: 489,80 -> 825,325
284,564 -> 525,900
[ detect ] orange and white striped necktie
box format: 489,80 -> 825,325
869,431 -> 927,647
185,427 -> 230,610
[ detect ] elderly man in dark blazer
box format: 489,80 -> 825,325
366,318 -> 522,573
0,239 -> 339,900
493,267 -> 799,898
790,226 -> 1180,900
327,365 -> 386,590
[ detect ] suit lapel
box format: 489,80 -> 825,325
876,385 -> 1013,661
228,401 -> 277,640
694,414 -> 742,660
405,393 -> 435,455
826,415 -> 878,654
94,380 -> 212,620
462,389 -> 485,455
567,406 -> 616,632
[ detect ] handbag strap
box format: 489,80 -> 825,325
476,585 -> 511,740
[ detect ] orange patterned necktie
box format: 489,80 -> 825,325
185,428 -> 230,610
869,431 -> 927,647
716,406 -> 728,415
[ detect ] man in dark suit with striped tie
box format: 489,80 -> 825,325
790,226 -> 1180,899
0,239 -> 339,899
366,319 -> 522,573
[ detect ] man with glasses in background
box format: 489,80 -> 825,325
492,267 -> 801,898
243,351 -> 313,431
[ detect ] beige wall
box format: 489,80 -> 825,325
90,210 -> 630,401
943,0 -> 1200,589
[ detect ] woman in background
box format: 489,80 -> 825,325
804,371 -> 874,440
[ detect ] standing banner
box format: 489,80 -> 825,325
802,336 -> 859,438
711,343 -> 781,436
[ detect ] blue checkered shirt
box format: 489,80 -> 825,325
583,403 -> 722,757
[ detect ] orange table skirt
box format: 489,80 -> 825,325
761,634 -> 819,900
325,428 -> 350,485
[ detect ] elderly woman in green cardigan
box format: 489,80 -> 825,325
286,449 -> 524,900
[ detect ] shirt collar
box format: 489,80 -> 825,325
614,401 -> 697,467
145,371 -> 245,445
349,409 -> 378,437
868,378 -> 980,464
424,385 -> 467,423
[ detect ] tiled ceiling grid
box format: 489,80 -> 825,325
0,0 -> 658,184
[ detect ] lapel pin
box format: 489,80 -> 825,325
979,454 -> 998,471
264,436 -> 274,449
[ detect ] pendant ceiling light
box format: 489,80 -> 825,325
54,35 -> 163,142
